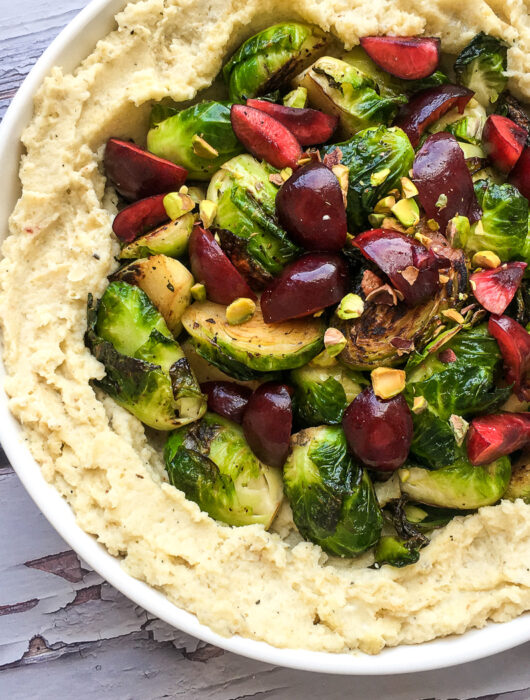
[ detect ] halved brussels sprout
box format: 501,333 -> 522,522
207,155 -> 299,276
164,412 -> 283,527
454,33 -> 508,106
290,363 -> 365,427
295,57 -> 406,138
147,101 -> 243,180
283,426 -> 383,557
399,457 -> 511,509
223,23 -> 328,102
324,126 -> 414,232
181,300 -> 324,380
86,281 -> 205,430
504,461 -> 530,503
119,213 -> 195,260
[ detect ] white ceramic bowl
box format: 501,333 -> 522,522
1,0 -> 529,674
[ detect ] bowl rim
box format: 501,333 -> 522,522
1,0 -> 529,675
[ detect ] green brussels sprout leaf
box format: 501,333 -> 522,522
454,32 -> 508,106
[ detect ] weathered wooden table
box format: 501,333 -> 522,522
1,2 -> 530,697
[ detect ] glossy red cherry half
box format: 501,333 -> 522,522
112,194 -> 169,242
276,162 -> 347,252
246,99 -> 338,146
230,104 -> 302,169
189,225 -> 256,305
509,146 -> 530,200
471,262 -> 527,315
104,138 -> 188,201
353,229 -> 440,307
360,36 -> 440,80
342,388 -> 413,472
394,84 -> 474,148
260,253 -> 349,323
488,314 -> 530,401
467,413 -> 530,465
242,383 -> 293,468
200,382 -> 252,424
482,115 -> 527,175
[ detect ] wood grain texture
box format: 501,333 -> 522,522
1,2 -> 530,698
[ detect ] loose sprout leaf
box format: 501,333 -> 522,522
374,536 -> 421,568
408,407 -> 462,468
454,32 -> 508,106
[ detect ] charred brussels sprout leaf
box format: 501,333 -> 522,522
164,412 -> 283,527
223,23 -> 328,102
86,281 -> 205,430
324,126 -> 414,232
458,180 -> 529,261
283,426 -> 383,557
454,33 -> 508,106
147,101 -> 243,180
504,462 -> 530,503
374,536 -> 421,568
290,364 -> 366,427
399,457 -> 511,509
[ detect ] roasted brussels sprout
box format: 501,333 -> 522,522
181,300 -> 324,380
399,456 -> 511,509
295,56 -> 407,137
374,536 -> 421,568
290,363 -> 365,427
458,180 -> 529,261
223,23 -> 328,102
324,126 -> 414,232
283,426 -> 383,557
119,213 -> 195,260
164,412 -> 283,527
207,154 -> 299,276
85,281 -> 206,430
454,33 -> 508,106
504,461 -> 530,503
147,101 -> 243,180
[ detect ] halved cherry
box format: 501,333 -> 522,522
230,104 -> 302,169
488,314 -> 530,401
242,383 -> 293,468
394,84 -> 474,148
276,162 -> 347,251
201,381 -> 252,424
467,413 -> 530,466
359,36 -> 440,80
509,146 -> 530,200
112,194 -> 169,242
353,229 -> 440,307
260,253 -> 349,323
482,115 -> 527,175
471,262 -> 527,315
188,225 -> 256,305
342,388 -> 413,472
104,138 -> 188,201
413,132 -> 482,232
246,99 -> 338,146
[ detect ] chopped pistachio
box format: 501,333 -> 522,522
426,218 -> 440,231
400,265 -> 419,286
191,283 -> 207,302
178,185 -> 189,195
283,86 -> 308,108
439,273 -> 450,284
370,167 -> 391,186
412,396 -> 428,414
313,309 -> 324,318
297,156 -> 312,166
388,188 -> 401,198
414,232 -> 432,247
280,167 -> 293,182
400,176 -> 419,199
214,231 -> 221,244
199,199 -> 217,229
442,308 -> 466,324
382,217 -> 407,233
472,250 -> 501,269
226,297 -> 256,325
336,293 -> 364,320
191,134 -> 219,159
332,164 -> 349,206
187,186 -> 206,204
324,328 -> 347,357
449,414 -> 469,447
435,193 -> 448,210
269,173 -> 284,186
163,192 -> 195,220
374,195 -> 396,214
368,213 -> 386,227
371,367 -> 406,399
310,349 -> 338,368
391,198 -> 420,227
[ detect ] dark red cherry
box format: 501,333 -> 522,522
242,383 -> 293,468
104,138 -> 188,201
112,194 -> 169,242
201,381 -> 252,424
471,262 -> 526,315
342,388 -> 413,472
260,253 -> 349,323
482,115 -> 527,175
413,132 -> 482,232
360,36 -> 440,80
488,315 -> 530,402
188,225 -> 256,305
467,413 -> 530,465
509,146 -> 530,200
230,104 -> 302,169
394,84 -> 474,147
276,162 -> 347,252
353,228 -> 440,307
246,99 -> 338,145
